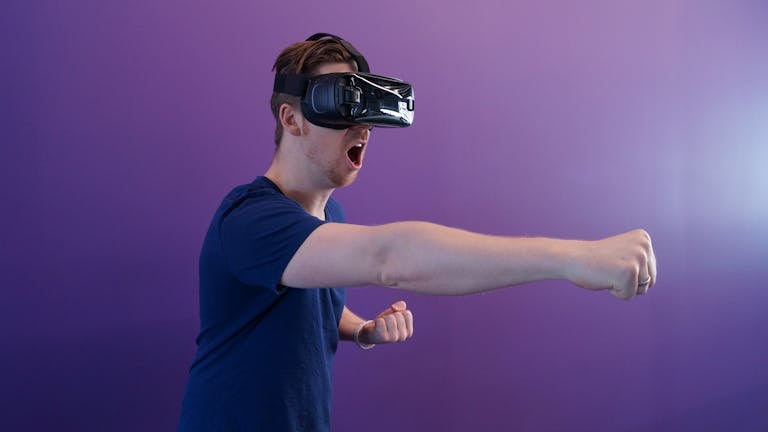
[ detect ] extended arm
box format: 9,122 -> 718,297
283,221 -> 656,300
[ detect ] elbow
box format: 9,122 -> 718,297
371,222 -> 414,289
371,221 -> 436,291
375,241 -> 402,288
377,267 -> 401,288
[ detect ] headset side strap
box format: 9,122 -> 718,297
273,74 -> 308,96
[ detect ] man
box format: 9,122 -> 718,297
178,33 -> 657,431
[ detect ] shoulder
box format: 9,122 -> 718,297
219,177 -> 302,220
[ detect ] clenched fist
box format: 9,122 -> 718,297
357,301 -> 414,345
568,229 -> 657,300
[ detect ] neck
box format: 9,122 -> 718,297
264,156 -> 334,220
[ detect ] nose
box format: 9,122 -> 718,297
348,125 -> 371,141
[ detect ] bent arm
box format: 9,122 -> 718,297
338,306 -> 365,341
283,221 -> 654,297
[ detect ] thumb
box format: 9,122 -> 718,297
375,300 -> 407,318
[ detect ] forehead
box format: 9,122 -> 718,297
314,62 -> 355,75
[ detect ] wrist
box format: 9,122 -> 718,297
539,237 -> 585,282
353,320 -> 375,350
556,238 -> 592,284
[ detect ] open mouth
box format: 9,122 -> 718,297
347,143 -> 365,167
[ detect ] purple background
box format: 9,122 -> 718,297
3,0 -> 767,430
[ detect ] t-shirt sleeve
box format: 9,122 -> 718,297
219,192 -> 325,291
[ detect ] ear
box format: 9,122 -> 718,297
279,103 -> 304,137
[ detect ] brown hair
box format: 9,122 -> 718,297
270,38 -> 357,146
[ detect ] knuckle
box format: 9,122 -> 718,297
637,237 -> 651,251
620,263 -> 638,281
633,245 -> 646,259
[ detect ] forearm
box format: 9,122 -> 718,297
338,306 -> 366,341
379,222 -> 578,295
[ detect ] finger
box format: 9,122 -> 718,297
647,238 -> 657,289
637,251 -> 650,296
611,285 -> 634,300
369,318 -> 380,342
375,300 -> 407,319
639,271 -> 651,295
394,312 -> 407,341
383,314 -> 399,343
638,231 -> 656,293
638,280 -> 649,295
390,300 -> 406,313
373,317 -> 389,343
616,266 -> 639,300
404,310 -> 414,338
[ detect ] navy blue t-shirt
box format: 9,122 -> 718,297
178,176 -> 347,431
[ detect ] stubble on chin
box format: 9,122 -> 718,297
327,166 -> 358,188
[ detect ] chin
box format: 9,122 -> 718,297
330,171 -> 359,188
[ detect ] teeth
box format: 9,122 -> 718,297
355,144 -> 363,147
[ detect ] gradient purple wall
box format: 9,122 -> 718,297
3,1 -> 767,430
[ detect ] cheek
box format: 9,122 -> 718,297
307,123 -> 345,141
324,129 -> 348,147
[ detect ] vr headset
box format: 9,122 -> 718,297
273,33 -> 414,130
